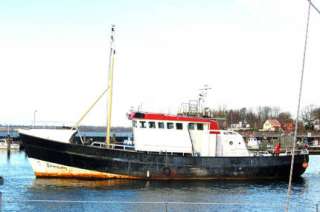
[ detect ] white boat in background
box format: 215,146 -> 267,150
0,138 -> 20,150
247,137 -> 260,150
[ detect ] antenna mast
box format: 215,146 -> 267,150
198,84 -> 212,114
106,25 -> 116,146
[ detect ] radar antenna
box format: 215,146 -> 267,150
198,84 -> 212,114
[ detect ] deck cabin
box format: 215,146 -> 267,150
128,112 -> 250,157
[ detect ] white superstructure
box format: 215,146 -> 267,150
129,112 -> 250,157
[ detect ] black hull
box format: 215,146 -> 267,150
20,133 -> 309,180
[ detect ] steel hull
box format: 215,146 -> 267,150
20,133 -> 309,180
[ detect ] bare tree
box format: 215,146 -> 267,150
278,112 -> 292,123
240,107 -> 247,122
271,107 -> 280,118
301,105 -> 315,130
312,107 -> 320,120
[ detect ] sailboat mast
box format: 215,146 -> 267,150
106,25 -> 116,145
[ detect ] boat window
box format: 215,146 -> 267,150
229,141 -> 233,145
188,123 -> 195,130
148,121 -> 156,128
140,121 -> 146,128
197,123 -> 204,130
167,122 -> 174,129
176,123 -> 183,130
158,122 -> 164,129
132,121 -> 137,128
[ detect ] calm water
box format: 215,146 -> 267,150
0,151 -> 319,212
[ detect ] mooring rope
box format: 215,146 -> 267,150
285,1 -> 311,211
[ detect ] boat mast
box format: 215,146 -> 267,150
106,25 -> 116,146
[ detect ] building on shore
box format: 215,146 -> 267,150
262,119 -> 282,132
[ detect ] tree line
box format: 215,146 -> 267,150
210,105 -> 320,132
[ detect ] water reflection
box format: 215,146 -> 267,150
0,149 -> 22,162
25,178 -> 309,212
29,178 -> 307,194
31,179 -> 149,190
0,191 -> 2,210
7,149 -> 10,161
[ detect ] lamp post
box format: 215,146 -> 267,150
33,110 -> 37,128
7,124 -> 10,138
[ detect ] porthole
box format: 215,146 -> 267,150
229,141 -> 233,145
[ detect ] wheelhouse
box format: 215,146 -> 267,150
128,112 -> 249,157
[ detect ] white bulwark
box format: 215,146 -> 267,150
18,129 -> 77,143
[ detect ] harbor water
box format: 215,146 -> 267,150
0,151 -> 320,212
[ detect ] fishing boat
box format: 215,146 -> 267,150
19,26 -> 309,180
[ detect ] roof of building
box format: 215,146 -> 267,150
266,119 -> 281,127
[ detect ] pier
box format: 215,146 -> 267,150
308,146 -> 320,154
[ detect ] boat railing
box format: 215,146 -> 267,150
90,141 -> 308,156
108,143 -> 135,151
90,142 -> 136,151
90,142 -> 193,156
284,148 -> 308,155
264,148 -> 308,156
249,148 -> 308,156
108,144 -> 192,156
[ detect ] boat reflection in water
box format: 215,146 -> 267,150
27,177 -> 309,211
30,177 -> 307,192
31,179 -> 149,189
0,149 -> 20,162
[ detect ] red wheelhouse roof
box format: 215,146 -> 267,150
128,112 -> 220,130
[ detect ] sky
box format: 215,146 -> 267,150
0,0 -> 320,127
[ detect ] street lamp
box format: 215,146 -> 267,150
33,110 -> 37,128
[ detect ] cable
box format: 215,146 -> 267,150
310,0 -> 320,15
285,1 -> 311,211
73,87 -> 109,129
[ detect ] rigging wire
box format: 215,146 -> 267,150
73,87 -> 110,129
310,0 -> 320,15
285,1 -> 311,211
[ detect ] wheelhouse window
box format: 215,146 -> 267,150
197,123 -> 204,130
148,121 -> 156,128
132,121 -> 137,128
176,123 -> 183,130
140,121 -> 146,128
167,122 -> 174,129
188,123 -> 195,130
158,122 -> 164,129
